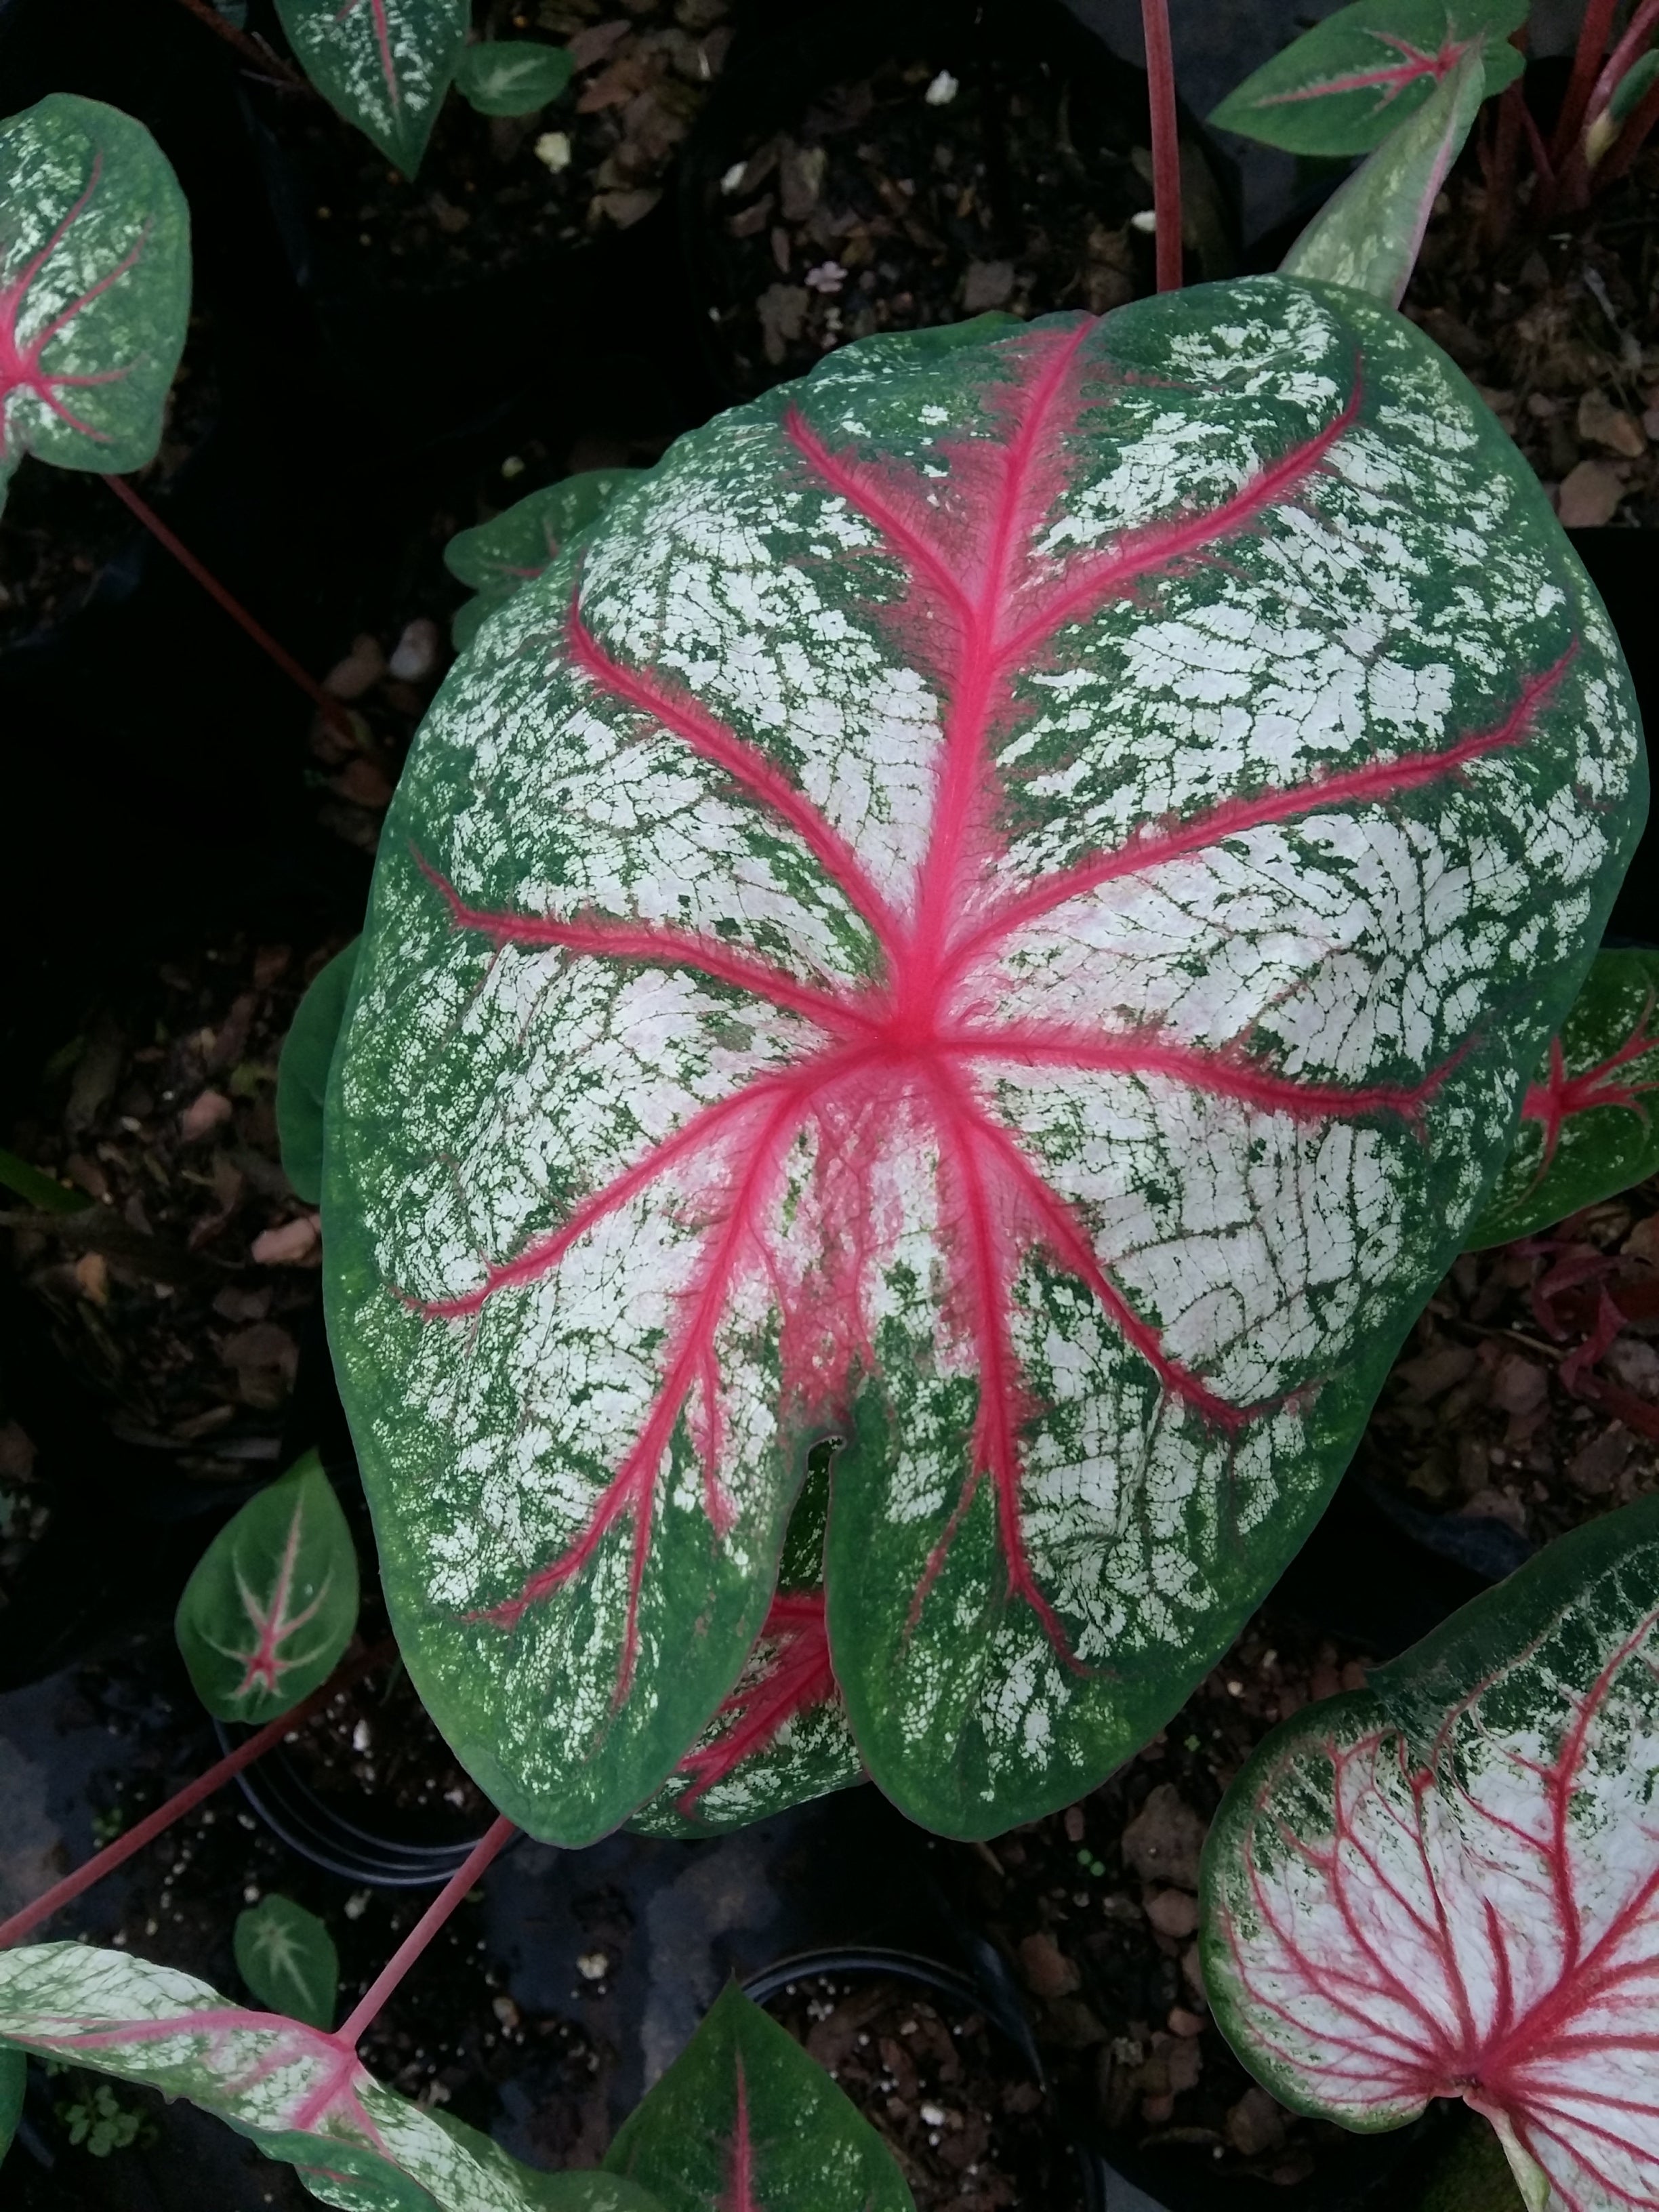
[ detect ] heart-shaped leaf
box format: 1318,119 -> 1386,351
1202,1492 -> 1659,2212
0,1942 -> 609,2211
325,280 -> 1643,1845
605,1982 -> 914,2212
454,42 -> 574,119
234,1896 -> 340,2031
273,0 -> 468,177
1466,948 -> 1659,1248
0,94 -> 190,518
1210,0 -> 1525,155
445,472 -> 640,650
175,1452 -> 360,1723
279,941 -> 362,1207
1280,43 -> 1486,306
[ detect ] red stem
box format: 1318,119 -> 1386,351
335,1815 -> 517,2048
0,1642 -> 392,1951
1597,58 -> 1659,184
1141,0 -> 1183,292
1551,0 -> 1620,167
169,0 -> 312,92
100,474 -> 355,745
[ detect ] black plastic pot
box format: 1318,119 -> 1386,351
739,1944 -> 1113,2212
211,1709 -> 499,1887
676,0 -> 1241,405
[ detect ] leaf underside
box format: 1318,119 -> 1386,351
1210,0 -> 1525,155
279,941 -> 363,1207
326,276 -> 1643,1847
445,472 -> 640,651
1202,1493 -> 1659,2212
605,1983 -> 914,2212
274,0 -> 468,176
0,94 -> 190,515
0,1943 -> 572,2211
175,1453 -> 361,1724
1465,947 -> 1659,1248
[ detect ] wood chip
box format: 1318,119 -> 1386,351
1556,457 -> 1626,526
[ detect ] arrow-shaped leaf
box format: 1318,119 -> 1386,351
279,940 -> 362,1208
234,1896 -> 340,2032
1281,42 -> 1487,306
1210,0 -> 1525,155
444,472 -> 640,650
175,1451 -> 360,1723
605,1983 -> 914,2212
273,0 -> 468,176
0,94 -> 190,518
1202,1492 -> 1659,2212
325,281 -> 1643,1847
0,1942 -> 620,2211
1467,947 -> 1659,1248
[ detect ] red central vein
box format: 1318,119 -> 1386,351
724,2059 -> 758,2212
338,0 -> 401,110
1520,994 -> 1659,1181
407,326 -> 1577,1710
0,151 -> 148,453
675,1593 -> 837,1810
1256,35 -> 1471,108
232,1493 -> 329,1698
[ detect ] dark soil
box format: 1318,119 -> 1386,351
254,0 -> 731,291
691,27 -> 1215,398
1402,152 -> 1659,527
762,1970 -> 1082,2211
1363,1180 -> 1659,1549
939,1610 -> 1379,2197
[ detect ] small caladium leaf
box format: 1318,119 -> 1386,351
1466,948 -> 1659,1248
0,94 -> 190,519
0,2043 -> 23,2166
1281,43 -> 1486,307
175,1451 -> 360,1723
279,940 -> 362,1208
326,279 -> 1643,1846
445,472 -> 640,650
605,1984 -> 914,2212
0,1943 -> 575,2211
1202,1493 -> 1659,2212
234,1896 -> 340,2031
1210,0 -> 1525,155
453,42 -> 574,119
273,0 -> 468,177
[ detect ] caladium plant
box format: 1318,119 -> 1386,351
1467,947 -> 1659,1248
274,0 -> 469,176
234,1896 -> 340,2032
1201,1490 -> 1659,2212
444,471 -> 641,651
174,1451 -> 361,1725
0,1944 -> 912,2211
0,94 -> 190,520
323,276 -> 1643,1847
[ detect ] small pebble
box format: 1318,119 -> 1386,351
180,1088 -> 234,1143
1130,209 -> 1157,233
576,1951 -> 609,1981
388,617 -> 441,683
534,130 -> 571,172
924,69 -> 959,105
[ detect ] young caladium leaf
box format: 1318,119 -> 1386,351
176,1452 -> 360,1723
279,940 -> 363,1208
0,94 -> 190,520
0,1943 -> 599,2211
273,0 -> 468,176
453,42 -> 575,119
605,1983 -> 914,2212
1210,0 -> 1525,155
1467,949 -> 1659,1249
1281,43 -> 1486,307
325,278 -> 1643,1846
445,472 -> 640,651
234,1896 -> 340,2031
1201,1492 -> 1659,2212
0,2043 -> 23,2165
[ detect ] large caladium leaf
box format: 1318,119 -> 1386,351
175,1452 -> 361,1723
1201,1492 -> 1659,2212
445,472 -> 640,651
605,1983 -> 913,2212
0,94 -> 190,519
1466,948 -> 1659,1249
325,278 -> 1644,1845
0,1944 -> 656,2211
1281,43 -> 1486,308
1210,0 -> 1525,155
274,0 -> 468,177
